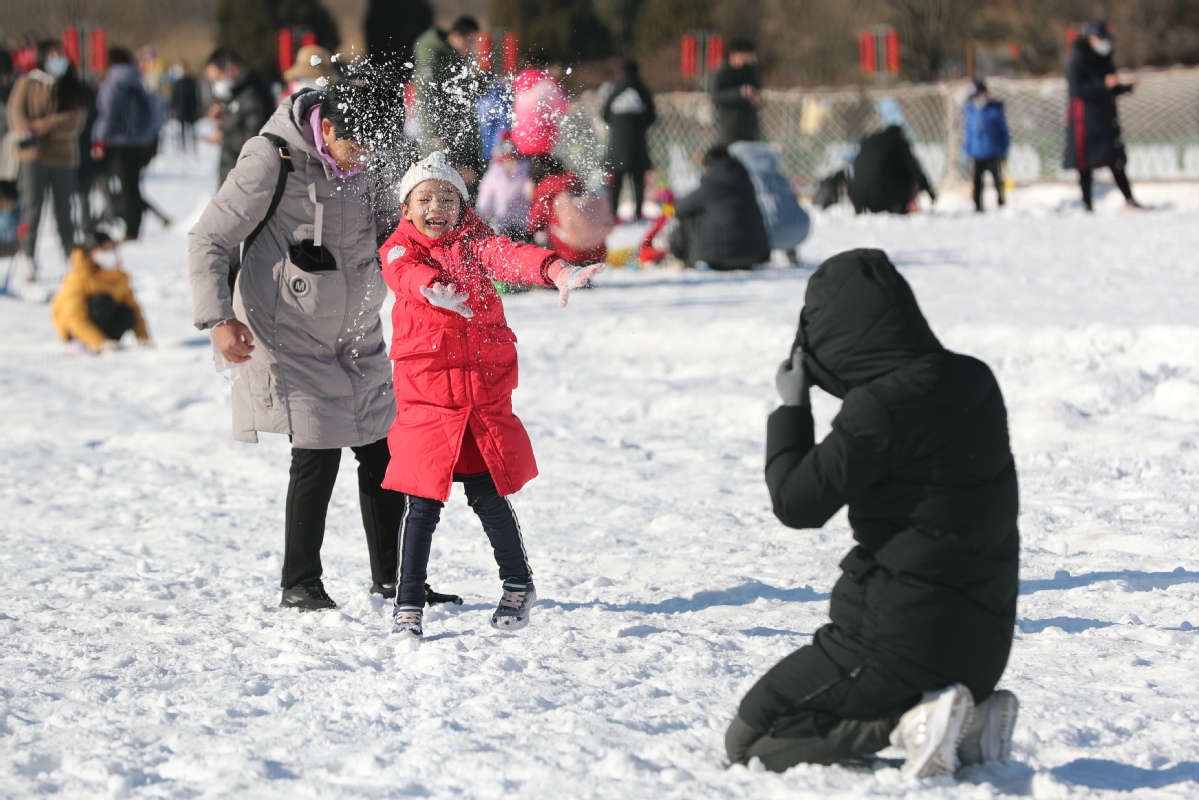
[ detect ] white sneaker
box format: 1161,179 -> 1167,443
889,683 -> 974,779
391,607 -> 423,643
490,580 -> 536,631
959,689 -> 1018,764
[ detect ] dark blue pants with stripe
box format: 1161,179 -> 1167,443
396,472 -> 532,609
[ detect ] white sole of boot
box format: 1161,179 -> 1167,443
901,684 -> 975,780
978,690 -> 1019,762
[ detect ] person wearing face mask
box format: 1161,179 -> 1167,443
50,231 -> 151,353
962,79 -> 1010,213
6,39 -> 87,281
1063,20 -> 1141,212
189,82 -> 459,613
203,47 -> 274,187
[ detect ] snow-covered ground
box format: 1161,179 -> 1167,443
2,139 -> 1198,799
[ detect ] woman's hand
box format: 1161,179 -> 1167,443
420,282 -> 474,318
552,261 -> 606,308
775,349 -> 812,407
212,318 -> 255,363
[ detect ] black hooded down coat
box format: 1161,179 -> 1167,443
1063,38 -> 1131,171
739,249 -> 1019,739
847,126 -> 933,214
673,155 -> 771,269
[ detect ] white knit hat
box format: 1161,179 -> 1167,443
397,150 -> 470,204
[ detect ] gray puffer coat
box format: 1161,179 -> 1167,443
188,91 -> 394,449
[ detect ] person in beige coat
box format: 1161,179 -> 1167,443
189,84 -> 411,611
7,40 -> 87,279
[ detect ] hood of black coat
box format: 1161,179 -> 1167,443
794,249 -> 943,397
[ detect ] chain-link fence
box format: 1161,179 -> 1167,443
569,66 -> 1199,190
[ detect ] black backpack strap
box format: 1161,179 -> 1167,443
227,133 -> 294,292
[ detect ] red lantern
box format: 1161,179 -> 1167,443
706,34 -> 724,72
89,28 -> 107,74
502,31 -> 518,73
476,32 -> 492,72
884,30 -> 900,74
859,31 -> 876,75
62,27 -> 80,67
681,34 -> 698,79
278,28 -> 294,74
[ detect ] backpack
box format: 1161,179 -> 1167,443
227,134 -> 294,292
550,192 -> 614,252
121,85 -> 160,143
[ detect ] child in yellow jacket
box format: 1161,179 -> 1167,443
50,232 -> 151,353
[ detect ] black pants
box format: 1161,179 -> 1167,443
610,168 -> 645,220
971,157 -> 1004,211
107,145 -> 149,240
18,160 -> 76,259
1079,164 -> 1135,211
87,293 -> 135,341
727,621 -> 940,771
282,437 -> 401,590
396,472 -> 531,608
668,214 -> 760,271
726,714 -> 897,771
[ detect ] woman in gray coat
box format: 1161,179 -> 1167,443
189,84 -> 404,611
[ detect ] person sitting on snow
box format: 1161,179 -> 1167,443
670,144 -> 770,271
379,151 -> 604,643
50,231 -> 152,353
848,123 -> 936,215
726,248 -> 1020,779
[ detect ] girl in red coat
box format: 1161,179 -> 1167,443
380,151 -> 604,643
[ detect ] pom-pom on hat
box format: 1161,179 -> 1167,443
397,150 -> 470,204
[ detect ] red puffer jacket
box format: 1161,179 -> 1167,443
379,208 -> 561,501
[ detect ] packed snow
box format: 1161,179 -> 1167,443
2,136 -> 1198,799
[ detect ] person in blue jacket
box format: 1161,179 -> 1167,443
962,79 -> 1009,212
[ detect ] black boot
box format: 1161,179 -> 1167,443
370,581 -> 463,605
281,578 -> 337,611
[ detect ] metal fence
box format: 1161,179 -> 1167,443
567,66 -> 1199,190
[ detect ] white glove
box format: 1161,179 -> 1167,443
420,282 -> 474,318
553,261 -> 606,308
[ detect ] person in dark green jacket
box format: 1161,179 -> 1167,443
669,144 -> 770,270
412,16 -> 484,192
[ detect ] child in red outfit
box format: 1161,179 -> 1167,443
527,156 -> 611,266
379,150 -> 603,644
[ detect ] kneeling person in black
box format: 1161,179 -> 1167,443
727,249 -> 1020,778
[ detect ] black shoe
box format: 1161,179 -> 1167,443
424,583 -> 464,606
280,579 -> 337,611
369,582 -> 463,605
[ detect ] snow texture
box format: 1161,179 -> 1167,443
2,132 -> 1198,798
